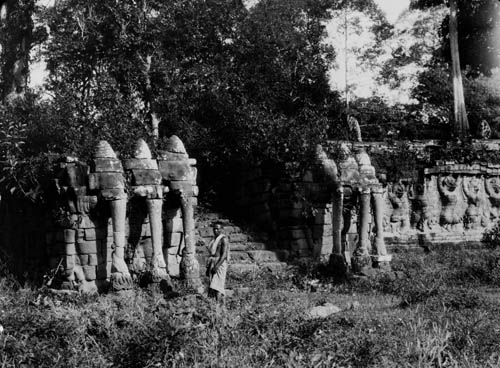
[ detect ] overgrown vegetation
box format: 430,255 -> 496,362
2,247 -> 500,367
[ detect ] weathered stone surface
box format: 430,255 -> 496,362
88,253 -> 98,266
91,158 -> 123,173
123,158 -> 159,170
100,188 -> 127,200
158,161 -> 193,182
89,172 -> 125,190
83,265 -> 97,281
93,141 -> 117,159
306,303 -> 341,319
131,170 -> 162,186
76,240 -> 97,254
247,250 -> 289,263
229,233 -> 248,243
230,251 -> 252,263
78,254 -> 89,265
65,242 -> 76,255
228,263 -> 259,273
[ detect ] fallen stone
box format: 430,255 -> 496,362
307,303 -> 342,319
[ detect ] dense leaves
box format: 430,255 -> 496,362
0,0 -> 340,203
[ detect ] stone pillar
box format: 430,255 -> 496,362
330,184 -> 347,275
110,197 -> 132,290
179,194 -> 202,291
352,187 -> 372,273
90,140 -> 132,291
124,138 -> 170,285
371,186 -> 392,270
158,135 -> 201,292
146,198 -> 168,281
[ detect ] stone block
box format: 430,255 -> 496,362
65,242 -> 76,255
78,254 -> 89,265
76,228 -> 85,240
63,255 -> 75,270
83,265 -> 97,281
123,158 -> 158,171
247,250 -> 289,263
140,237 -> 153,260
228,263 -> 259,274
131,170 -> 162,186
91,172 -> 125,189
229,233 -> 248,243
141,223 -> 152,237
91,158 -> 123,173
165,232 -> 184,247
88,253 -> 98,266
167,253 -> 180,277
230,251 -> 252,263
165,218 -> 184,233
101,188 -> 126,200
158,161 -> 192,181
166,246 -> 180,255
79,215 -> 97,229
77,240 -> 98,254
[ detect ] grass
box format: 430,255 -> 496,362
2,247 -> 500,367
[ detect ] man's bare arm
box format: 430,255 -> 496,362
213,237 -> 229,271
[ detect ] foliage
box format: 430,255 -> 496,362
411,0 -> 500,77
483,223 -> 500,250
0,0 -> 340,205
3,247 -> 500,367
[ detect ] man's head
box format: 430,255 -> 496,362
212,222 -> 223,236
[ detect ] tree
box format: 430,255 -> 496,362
410,0 -> 470,138
0,0 -> 34,102
448,0 -> 468,137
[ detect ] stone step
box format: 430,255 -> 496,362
247,250 -> 289,263
196,249 -> 289,266
230,242 -> 267,251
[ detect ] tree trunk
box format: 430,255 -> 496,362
449,0 -> 469,138
0,0 -> 33,102
140,53 -> 160,141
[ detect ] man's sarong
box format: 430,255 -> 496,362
207,234 -> 229,295
209,260 -> 228,295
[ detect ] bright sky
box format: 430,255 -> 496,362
374,0 -> 411,23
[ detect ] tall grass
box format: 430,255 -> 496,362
1,247 -> 500,367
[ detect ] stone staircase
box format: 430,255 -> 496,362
195,213 -> 289,274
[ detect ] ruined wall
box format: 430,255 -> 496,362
234,141 -> 500,264
0,136 -> 200,292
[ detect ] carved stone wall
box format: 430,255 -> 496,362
384,163 -> 500,247
0,136 -> 200,292
233,142 -> 500,267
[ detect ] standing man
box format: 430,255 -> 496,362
206,222 -> 230,300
